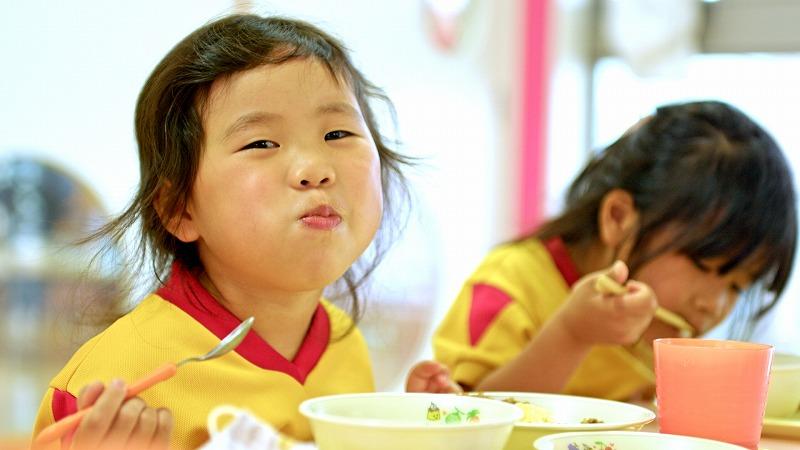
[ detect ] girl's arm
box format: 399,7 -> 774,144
474,308 -> 593,393
475,261 -> 656,393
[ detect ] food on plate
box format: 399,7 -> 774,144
461,393 -> 606,425
580,417 -> 604,424
500,397 -> 553,423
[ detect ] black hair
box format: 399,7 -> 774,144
535,100 -> 797,337
83,14 -> 412,329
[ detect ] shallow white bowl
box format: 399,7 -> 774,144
534,431 -> 748,450
475,392 -> 655,450
299,393 -> 523,450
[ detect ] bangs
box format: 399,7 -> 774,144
631,165 -> 797,296
626,115 -> 797,296
677,201 -> 795,294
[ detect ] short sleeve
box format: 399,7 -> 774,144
433,281 -> 536,389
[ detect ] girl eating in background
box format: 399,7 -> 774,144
434,100 -> 797,401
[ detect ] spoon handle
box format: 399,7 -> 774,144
33,363 -> 178,446
128,362 -> 178,396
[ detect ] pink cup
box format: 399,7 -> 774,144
654,338 -> 773,450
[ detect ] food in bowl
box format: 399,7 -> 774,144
299,393 -> 523,450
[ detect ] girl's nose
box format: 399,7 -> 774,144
299,175 -> 331,187
694,289 -> 736,326
290,156 -> 336,189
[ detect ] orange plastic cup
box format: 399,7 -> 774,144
654,338 -> 773,450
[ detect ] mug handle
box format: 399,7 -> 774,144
207,405 -> 246,436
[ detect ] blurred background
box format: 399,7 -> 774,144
1,0 -> 799,444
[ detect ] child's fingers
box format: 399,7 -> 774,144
606,260 -> 629,285
406,360 -> 451,392
434,373 -> 463,394
76,381 -> 105,410
103,398 -> 146,448
411,360 -> 445,378
150,409 -> 173,450
125,408 -> 159,450
72,380 -> 127,450
618,280 -> 658,314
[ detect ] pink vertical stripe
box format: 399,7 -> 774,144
518,0 -> 551,233
469,283 -> 513,345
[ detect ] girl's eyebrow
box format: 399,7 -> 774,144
222,111 -> 281,142
222,103 -> 359,143
316,102 -> 361,119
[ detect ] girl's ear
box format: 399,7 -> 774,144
154,182 -> 200,243
598,189 -> 639,256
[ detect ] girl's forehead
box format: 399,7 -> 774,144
202,58 -> 357,125
208,58 -> 347,101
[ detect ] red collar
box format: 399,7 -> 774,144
156,261 -> 330,384
543,237 -> 581,287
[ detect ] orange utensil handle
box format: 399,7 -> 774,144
127,362 -> 178,396
33,362 -> 178,446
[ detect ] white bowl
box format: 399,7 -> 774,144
474,392 -> 655,450
534,431 -> 748,450
299,393 -> 523,450
766,352 -> 800,417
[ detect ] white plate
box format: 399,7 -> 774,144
476,392 -> 655,430
471,392 -> 656,450
534,431 -> 748,450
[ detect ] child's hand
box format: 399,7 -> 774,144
405,360 -> 463,394
69,380 -> 172,450
557,260 -> 657,346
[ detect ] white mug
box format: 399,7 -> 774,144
200,405 -> 317,450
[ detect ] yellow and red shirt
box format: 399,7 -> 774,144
33,262 -> 374,449
433,237 -> 654,400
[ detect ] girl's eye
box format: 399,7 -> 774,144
324,130 -> 353,141
691,258 -> 712,273
241,140 -> 279,150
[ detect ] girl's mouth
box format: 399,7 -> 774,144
300,205 -> 342,230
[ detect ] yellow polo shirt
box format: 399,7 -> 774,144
33,262 -> 374,449
433,237 -> 654,400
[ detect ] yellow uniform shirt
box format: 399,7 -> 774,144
33,262 -> 374,449
433,237 -> 654,400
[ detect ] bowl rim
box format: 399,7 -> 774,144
298,392 -> 524,430
532,430 -> 749,449
772,352 -> 800,371
472,391 -> 656,430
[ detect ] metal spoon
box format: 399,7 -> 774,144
34,316 -> 255,446
595,274 -> 696,338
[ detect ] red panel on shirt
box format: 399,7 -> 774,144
156,261 -> 330,384
469,283 -> 513,346
543,237 -> 581,287
52,388 -> 78,421
52,388 -> 78,448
